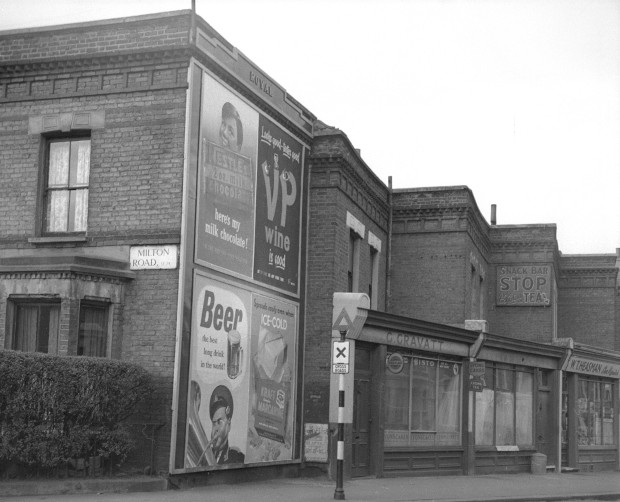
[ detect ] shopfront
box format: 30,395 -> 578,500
563,349 -> 620,472
331,298 -> 568,477
473,337 -> 563,474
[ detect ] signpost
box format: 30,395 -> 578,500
332,313 -> 351,500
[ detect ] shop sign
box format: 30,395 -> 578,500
363,327 -> 469,357
496,265 -> 551,306
566,356 -> 620,378
130,245 -> 177,270
386,352 -> 404,374
469,360 -> 485,392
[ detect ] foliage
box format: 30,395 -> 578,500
0,350 -> 152,469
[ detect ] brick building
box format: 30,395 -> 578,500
1,9 -> 619,484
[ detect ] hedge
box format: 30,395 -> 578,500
0,350 -> 152,471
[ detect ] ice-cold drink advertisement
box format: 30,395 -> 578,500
253,116 -> 303,294
195,73 -> 258,278
247,294 -> 296,462
185,275 -> 297,469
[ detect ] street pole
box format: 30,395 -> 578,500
334,329 -> 347,500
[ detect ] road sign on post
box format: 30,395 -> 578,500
332,340 -> 350,374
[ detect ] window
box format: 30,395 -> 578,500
348,230 -> 360,292
44,137 -> 91,233
475,364 -> 533,446
577,378 -> 615,446
384,353 -> 462,447
369,247 -> 378,307
9,300 -> 60,353
77,301 -> 109,357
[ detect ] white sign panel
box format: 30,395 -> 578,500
332,340 -> 350,374
130,245 -> 178,270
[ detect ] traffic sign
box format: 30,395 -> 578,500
332,308 -> 353,333
332,341 -> 350,374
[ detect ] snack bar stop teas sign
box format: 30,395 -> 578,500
496,265 -> 552,306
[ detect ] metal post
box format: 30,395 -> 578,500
334,329 -> 346,500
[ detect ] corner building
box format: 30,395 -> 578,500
0,10 -> 314,481
1,10 -> 619,486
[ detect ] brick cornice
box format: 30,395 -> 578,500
0,47 -> 192,76
309,155 -> 390,228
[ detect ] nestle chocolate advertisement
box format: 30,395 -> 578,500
195,73 -> 258,278
185,274 -> 297,469
253,116 -> 303,293
195,72 -> 304,296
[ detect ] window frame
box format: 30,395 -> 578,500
474,363 -> 535,448
77,299 -> 112,358
384,351 -> 463,448
41,134 -> 91,236
6,297 -> 61,354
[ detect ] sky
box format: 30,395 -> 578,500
2,0 -> 619,255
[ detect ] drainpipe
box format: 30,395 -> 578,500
558,342 -> 574,473
386,177 -> 393,311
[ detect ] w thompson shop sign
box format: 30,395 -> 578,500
496,264 -> 552,306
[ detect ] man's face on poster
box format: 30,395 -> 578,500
211,406 -> 231,451
219,116 -> 240,152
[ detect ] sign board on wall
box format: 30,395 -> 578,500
496,265 -> 552,306
565,356 -> 620,378
130,245 -> 178,270
303,423 -> 328,462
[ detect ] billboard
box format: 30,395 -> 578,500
185,273 -> 298,468
195,72 -> 304,296
174,66 -> 307,473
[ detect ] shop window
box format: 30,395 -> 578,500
384,353 -> 461,448
43,136 -> 91,234
77,301 -> 109,357
475,364 -> 533,447
7,299 -> 60,353
577,378 -> 615,446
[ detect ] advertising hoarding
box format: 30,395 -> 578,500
174,65 -> 307,474
195,72 -> 304,296
185,273 -> 298,468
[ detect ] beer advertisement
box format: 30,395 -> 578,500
184,274 -> 297,469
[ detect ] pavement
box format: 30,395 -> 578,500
1,470 -> 620,502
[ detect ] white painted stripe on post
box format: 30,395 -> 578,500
338,406 -> 344,423
337,441 -> 344,460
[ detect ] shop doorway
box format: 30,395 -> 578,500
352,345 -> 372,477
536,370 -> 555,464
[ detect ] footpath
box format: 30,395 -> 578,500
1,470 -> 620,501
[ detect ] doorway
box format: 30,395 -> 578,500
352,345 -> 372,477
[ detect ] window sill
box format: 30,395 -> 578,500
29,236 -> 87,245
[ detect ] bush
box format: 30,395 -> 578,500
0,350 -> 152,472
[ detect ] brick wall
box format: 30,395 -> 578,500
0,14 -> 190,474
304,128 -> 389,424
558,255 -> 618,349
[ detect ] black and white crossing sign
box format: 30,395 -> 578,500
332,341 -> 350,374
